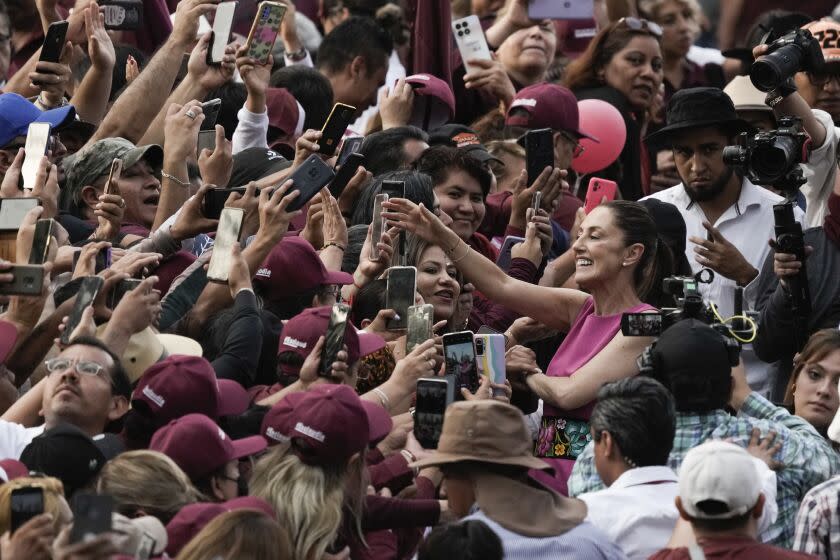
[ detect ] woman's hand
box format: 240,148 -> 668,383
506,316 -> 557,347
461,375 -> 512,403
511,219 -> 543,266
163,100 -> 205,160
357,225 -> 397,280
391,339 -> 438,388
381,198 -> 450,246
198,125 -> 233,187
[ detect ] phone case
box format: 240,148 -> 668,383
584,177 -> 618,213
413,377 -> 454,449
208,2 -> 238,64
452,15 -> 492,73
40,21 -> 68,62
319,103 -> 356,157
475,333 -> 506,385
526,128 -> 554,186
286,155 -> 336,212
22,123 -> 52,191
329,152 -> 364,198
245,1 -> 287,64
495,235 -> 524,272
443,331 -> 479,394
206,207 -> 245,282
385,266 -> 416,330
319,303 -> 350,376
200,99 -> 222,131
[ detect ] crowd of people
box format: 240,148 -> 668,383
1,0 -> 840,558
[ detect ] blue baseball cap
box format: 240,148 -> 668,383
0,93 -> 76,148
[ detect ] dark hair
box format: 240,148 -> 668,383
564,21 -> 661,91
342,224 -> 370,274
358,126 -> 429,176
269,66 -> 334,131
5,0 -> 37,31
205,83 -> 247,141
604,200 -> 674,300
405,233 -> 463,286
415,145 -> 492,198
418,521 -> 504,560
350,279 -> 386,326
785,329 -> 840,409
316,16 -> 393,76
590,377 -> 675,467
689,509 -> 752,533
255,284 -> 336,321
64,336 -> 132,399
350,170 -> 434,226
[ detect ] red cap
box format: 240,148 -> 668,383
132,355 -> 250,425
253,237 -> 353,302
152,251 -> 196,296
165,497 -> 275,557
266,88 -> 302,138
404,74 -> 456,120
0,459 -> 28,482
149,413 -> 267,480
0,320 -> 18,365
506,83 -> 598,141
288,385 -> 370,467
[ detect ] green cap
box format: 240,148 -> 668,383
64,137 -> 163,197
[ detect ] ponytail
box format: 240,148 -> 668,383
639,235 -> 675,306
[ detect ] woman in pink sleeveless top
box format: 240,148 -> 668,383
385,198 -> 671,495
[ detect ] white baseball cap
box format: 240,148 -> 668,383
678,441 -> 762,519
724,76 -> 772,114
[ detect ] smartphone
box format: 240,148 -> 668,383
529,0 -> 594,20
22,123 -> 52,191
620,312 -> 663,337
108,277 -> 143,309
495,235 -> 524,272
202,187 -> 246,219
10,487 -> 44,534
319,103 -> 356,157
0,198 -> 40,231
29,218 -> 54,265
531,190 -> 542,216
70,493 -> 113,544
525,128 -> 554,186
285,154 -> 336,212
406,303 -> 434,354
0,265 -> 45,296
451,15 -> 492,73
95,247 -> 111,273
200,98 -> 222,131
380,180 -> 405,200
39,21 -> 68,63
369,193 -> 389,261
443,331 -> 479,397
245,1 -> 287,64
101,0 -> 143,30
206,207 -> 245,283
584,177 -> 618,214
197,130 -> 217,155
336,135 -> 364,168
319,303 -> 350,377
60,276 -> 104,345
475,333 -> 506,390
385,266 -> 416,330
413,377 -> 455,449
329,152 -> 364,199
208,1 -> 238,65
103,158 -> 122,196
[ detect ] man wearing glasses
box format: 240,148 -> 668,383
0,337 -> 132,460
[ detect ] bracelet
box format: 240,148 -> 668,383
372,387 -> 391,411
400,449 -> 420,476
324,242 -> 346,252
161,171 -> 189,187
765,77 -> 797,108
449,240 -> 471,264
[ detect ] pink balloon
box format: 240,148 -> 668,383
571,99 -> 627,175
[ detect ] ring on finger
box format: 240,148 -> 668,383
428,358 -> 435,368
185,110 -> 197,119
118,199 -> 126,208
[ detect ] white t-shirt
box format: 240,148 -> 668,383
0,420 -> 45,460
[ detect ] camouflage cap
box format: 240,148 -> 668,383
64,137 -> 163,196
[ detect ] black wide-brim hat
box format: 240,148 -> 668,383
646,87 -> 755,145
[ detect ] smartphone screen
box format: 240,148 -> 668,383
29,218 -> 54,265
319,103 -> 356,157
385,266 -> 416,330
70,493 -> 113,544
207,207 -> 244,283
39,21 -> 68,63
329,152 -> 364,199
245,1 -> 287,64
22,123 -> 52,191
406,304 -> 434,354
413,378 -> 453,449
200,98 -> 222,131
319,303 -> 350,377
336,135 -> 364,167
286,154 -> 336,212
209,2 -> 238,64
10,487 -> 44,533
61,276 -> 104,345
103,158 -> 122,196
620,312 -> 663,337
369,194 -> 389,261
443,331 -> 479,395
0,198 -> 40,230
526,128 -> 554,186
197,130 -> 217,156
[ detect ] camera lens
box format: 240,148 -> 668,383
750,45 -> 802,92
722,145 -> 747,168
457,31 -> 463,37
465,29 -> 471,34
752,136 -> 797,181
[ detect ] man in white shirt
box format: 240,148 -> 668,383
0,337 -> 131,460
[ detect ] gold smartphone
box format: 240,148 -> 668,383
103,158 -> 122,196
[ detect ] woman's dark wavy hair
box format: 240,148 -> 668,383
351,170 -> 434,226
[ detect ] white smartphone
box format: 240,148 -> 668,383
452,15 -> 492,73
369,193 -> 389,261
529,0 -> 594,20
209,2 -> 238,64
206,207 -> 244,283
475,333 -> 506,396
21,123 -> 52,191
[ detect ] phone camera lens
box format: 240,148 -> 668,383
455,22 -> 462,28
465,28 -> 471,34
23,276 -> 33,288
457,30 -> 463,36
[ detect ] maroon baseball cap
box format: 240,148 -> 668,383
266,87 -> 303,139
0,459 -> 28,482
165,496 -> 275,557
0,320 -> 18,365
404,74 -> 456,120
149,413 -> 267,481
253,237 -> 353,301
131,355 -> 250,425
506,83 -> 598,141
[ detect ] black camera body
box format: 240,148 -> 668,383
722,116 -> 812,192
621,271 -> 718,337
750,28 -> 824,92
774,201 -> 812,351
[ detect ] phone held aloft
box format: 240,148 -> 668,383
60,276 -> 104,345
414,377 -> 455,449
443,330 -> 479,396
245,1 -> 287,64
406,304 -> 434,354
320,303 -> 350,377
206,207 -> 245,283
319,103 -> 356,157
385,266 -> 416,331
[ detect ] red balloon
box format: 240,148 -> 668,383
571,99 -> 627,175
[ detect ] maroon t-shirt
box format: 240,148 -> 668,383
650,537 -> 818,560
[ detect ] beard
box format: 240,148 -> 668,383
682,167 -> 734,203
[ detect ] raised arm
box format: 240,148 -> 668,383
68,3 -> 115,125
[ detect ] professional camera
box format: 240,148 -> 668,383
774,202 -> 812,351
750,28 -> 824,92
621,270 -> 716,337
722,117 -> 812,191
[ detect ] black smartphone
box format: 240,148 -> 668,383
29,218 -> 54,265
39,21 -> 68,63
207,1 -> 237,65
200,98 -> 222,131
336,135 -> 364,168
443,330 -> 479,397
380,180 -> 405,200
101,0 -> 143,30
285,154 -> 336,212
202,187 -> 247,219
319,103 -> 356,157
495,235 -> 524,272
70,493 -> 113,544
413,377 -> 455,449
207,208 -> 245,283
10,487 -> 44,534
0,198 -> 40,231
620,312 -> 663,337
369,193 -> 388,261
328,152 -> 365,199
0,265 -> 45,296
406,303 -> 434,354
525,128 -> 554,186
319,303 -> 350,377
197,130 -> 217,156
385,266 -> 416,330
108,277 -> 143,309
60,276 -> 104,345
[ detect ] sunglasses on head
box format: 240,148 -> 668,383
618,17 -> 663,37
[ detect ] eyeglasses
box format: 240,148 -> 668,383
44,357 -> 106,378
806,71 -> 840,88
558,131 -> 585,158
618,17 -> 663,37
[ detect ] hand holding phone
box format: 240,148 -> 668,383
413,377 -> 455,449
208,2 -> 238,65
207,208 -> 245,283
285,155 -> 336,212
319,103 -> 356,157
443,331 -> 479,397
320,303 -> 350,377
584,177 -> 617,213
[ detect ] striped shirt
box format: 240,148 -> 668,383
793,476 -> 840,559
568,393 -> 840,548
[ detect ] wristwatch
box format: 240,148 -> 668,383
765,77 -> 797,109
